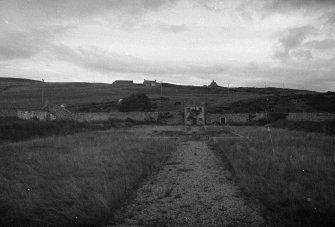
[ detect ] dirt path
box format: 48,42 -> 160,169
109,138 -> 264,227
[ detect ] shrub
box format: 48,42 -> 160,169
118,93 -> 155,112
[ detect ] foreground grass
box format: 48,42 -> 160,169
213,126 -> 335,227
0,130 -> 176,226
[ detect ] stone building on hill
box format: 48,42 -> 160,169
112,80 -> 133,86
143,79 -> 159,87
208,80 -> 219,88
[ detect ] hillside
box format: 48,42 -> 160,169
0,77 -> 40,83
0,78 -> 324,113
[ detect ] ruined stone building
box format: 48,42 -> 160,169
112,80 -> 134,87
208,80 -> 219,88
184,101 -> 206,125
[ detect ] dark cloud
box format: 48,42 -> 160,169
0,24 -> 73,60
279,26 -> 317,50
142,23 -> 189,33
290,49 -> 313,60
273,26 -> 318,61
304,39 -> 335,50
262,0 -> 335,13
0,0 -> 178,21
53,45 -> 231,75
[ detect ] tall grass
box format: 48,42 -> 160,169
0,130 -> 176,226
0,117 -> 132,143
212,126 -> 335,227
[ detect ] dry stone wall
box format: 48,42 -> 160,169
0,109 -> 17,117
158,112 -> 183,125
287,113 -> 335,122
73,112 -> 159,122
17,110 -> 56,121
206,113 -> 266,124
7,104 -> 335,124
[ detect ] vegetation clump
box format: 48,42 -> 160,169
118,93 -> 156,112
67,101 -> 118,112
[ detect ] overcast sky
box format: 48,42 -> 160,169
0,0 -> 335,91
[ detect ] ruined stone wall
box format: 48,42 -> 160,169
17,110 -> 56,121
48,105 -> 75,120
206,113 -> 266,124
287,113 -> 335,122
73,112 -> 159,122
0,109 -> 17,117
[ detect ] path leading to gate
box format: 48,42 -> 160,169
109,135 -> 264,226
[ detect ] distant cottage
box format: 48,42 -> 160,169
143,79 -> 159,87
112,80 -> 133,86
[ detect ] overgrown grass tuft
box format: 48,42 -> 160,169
0,130 -> 176,226
212,126 -> 335,227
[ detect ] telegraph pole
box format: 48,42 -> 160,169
41,78 -> 45,106
160,81 -> 163,97
227,82 -> 231,95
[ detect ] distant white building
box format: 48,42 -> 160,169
143,79 -> 159,87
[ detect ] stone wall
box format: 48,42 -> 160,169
158,112 -> 183,125
10,104 -> 335,124
73,111 -> 159,122
17,110 -> 56,121
287,112 -> 335,122
206,113 -> 266,124
0,109 -> 17,117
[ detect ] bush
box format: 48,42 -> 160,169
118,93 -> 155,112
67,101 -> 118,112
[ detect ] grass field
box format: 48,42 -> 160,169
212,126 -> 335,227
0,130 -> 176,226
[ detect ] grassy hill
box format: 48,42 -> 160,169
220,92 -> 335,114
0,77 -> 323,113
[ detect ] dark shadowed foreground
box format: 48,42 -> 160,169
0,130 -> 176,226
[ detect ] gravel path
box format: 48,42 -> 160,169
109,139 -> 264,227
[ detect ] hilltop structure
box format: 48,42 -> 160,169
208,80 -> 219,88
143,80 -> 159,87
112,80 -> 133,86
